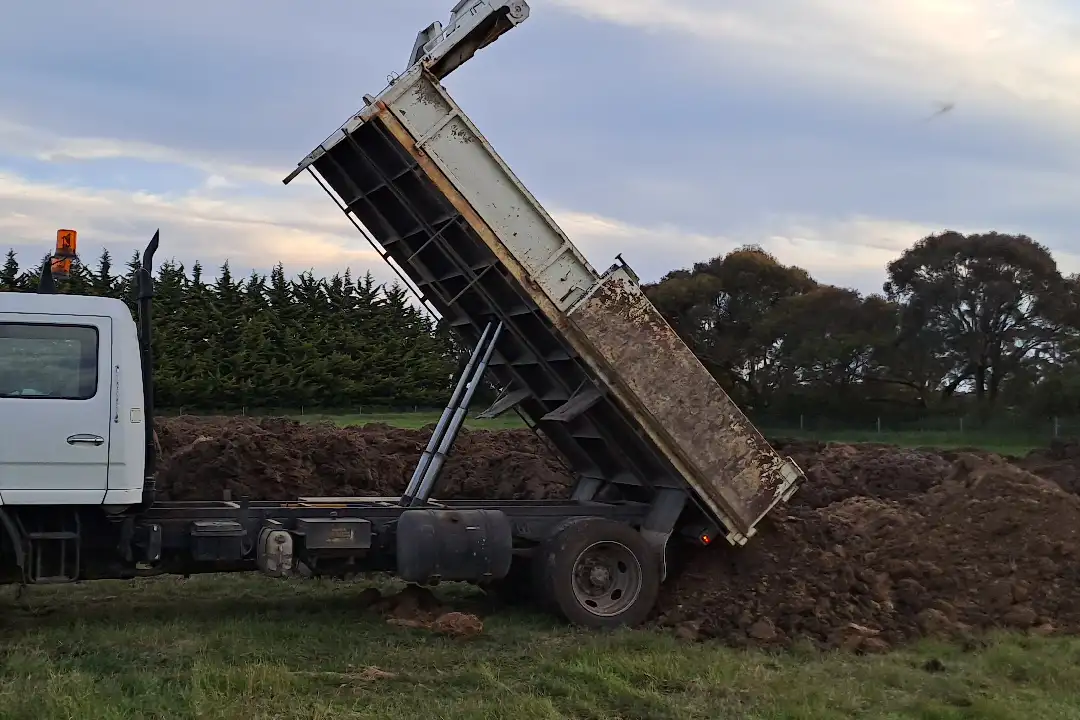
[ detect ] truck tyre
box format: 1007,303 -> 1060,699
535,517 -> 660,629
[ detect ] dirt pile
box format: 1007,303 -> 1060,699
156,416 -> 572,501
771,439 -> 954,508
656,454 -> 1080,650
1016,438 -> 1080,495
155,416 -> 1080,650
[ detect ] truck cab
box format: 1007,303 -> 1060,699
0,293 -> 146,510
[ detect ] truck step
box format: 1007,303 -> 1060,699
19,515 -> 82,584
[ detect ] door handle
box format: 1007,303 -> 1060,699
67,434 -> 105,446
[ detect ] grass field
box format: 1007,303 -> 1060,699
302,411 -> 1048,457
310,411 -> 527,432
4,574 -> 1080,720
58,411 -> 1059,718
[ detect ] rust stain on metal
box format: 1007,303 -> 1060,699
567,272 -> 796,535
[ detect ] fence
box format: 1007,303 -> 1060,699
744,414 -> 1080,454
156,405 -> 1080,445
157,405 -> 449,418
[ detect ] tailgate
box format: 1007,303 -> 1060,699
566,265 -> 803,542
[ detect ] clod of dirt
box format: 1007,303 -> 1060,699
860,637 -> 891,654
673,620 -> 701,641
377,584 -> 443,622
385,612 -> 484,638
356,666 -> 397,681
373,585 -> 484,638
747,618 -> 777,642
1032,623 -> 1057,637
916,608 -> 956,636
432,612 -> 484,638
834,624 -> 881,653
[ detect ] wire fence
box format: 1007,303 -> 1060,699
156,406 -> 1080,447
157,405 -> 449,418
757,414 -> 1080,440
739,414 -> 1080,456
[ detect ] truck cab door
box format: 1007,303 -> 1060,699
0,316 -> 113,504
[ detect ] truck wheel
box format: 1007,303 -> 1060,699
536,517 -> 659,629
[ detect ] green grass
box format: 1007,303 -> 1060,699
3,574 -> 1079,719
297,412 -> 1045,456
308,411 -> 527,431
759,429 -> 1042,457
108,412 -> 1055,717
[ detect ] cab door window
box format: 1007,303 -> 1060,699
0,323 -> 99,400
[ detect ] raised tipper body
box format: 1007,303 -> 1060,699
285,0 -> 803,545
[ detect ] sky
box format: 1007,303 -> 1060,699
1,0 -> 1079,298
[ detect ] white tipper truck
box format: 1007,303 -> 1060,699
0,0 -> 803,628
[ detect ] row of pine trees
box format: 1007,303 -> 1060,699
2,248 -> 459,410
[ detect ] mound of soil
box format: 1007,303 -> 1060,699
1016,438 -> 1080,495
655,454 -> 1080,650
155,416 -> 572,501
155,416 -> 1080,651
771,439 -> 953,508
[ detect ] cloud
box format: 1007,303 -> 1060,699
0,170 -> 388,283
549,0 -> 1080,139
557,209 -> 1080,293
2,1 -> 1078,306
0,118 -> 281,186
550,210 -> 956,292
0,155 -> 961,297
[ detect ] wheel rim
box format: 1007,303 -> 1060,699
570,540 -> 643,617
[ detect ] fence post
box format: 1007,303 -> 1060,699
1054,416 -> 1060,438
799,414 -> 804,431
959,417 -> 963,434
876,417 -> 881,434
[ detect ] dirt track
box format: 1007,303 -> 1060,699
157,416 -> 1080,651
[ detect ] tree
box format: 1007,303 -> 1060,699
884,231 -> 1067,407
91,249 -> 116,296
0,247 -> 458,411
647,245 -> 815,409
5,226 -> 1080,425
0,250 -> 19,291
766,287 -> 897,413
